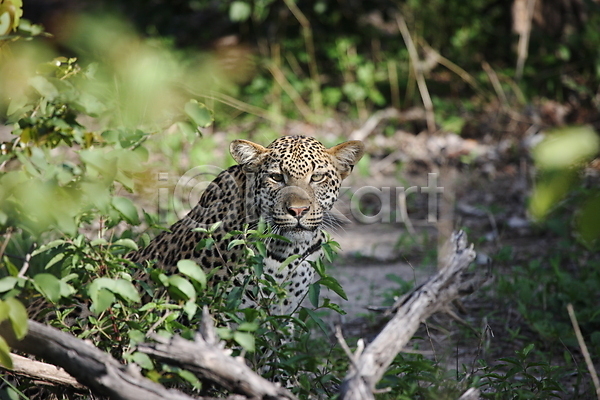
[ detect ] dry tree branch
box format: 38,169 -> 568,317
513,0 -> 537,81
267,63 -> 315,122
283,0 -> 322,113
338,230 -> 482,400
0,319 -> 201,400
137,307 -> 298,400
419,41 -> 485,98
0,315 -> 277,400
349,107 -> 426,141
2,353 -> 85,390
204,91 -> 277,122
567,303 -> 600,400
482,61 -> 508,107
396,14 -> 436,133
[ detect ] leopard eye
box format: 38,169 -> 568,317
311,173 -> 325,183
269,173 -> 284,182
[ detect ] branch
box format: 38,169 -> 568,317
0,319 -> 199,400
3,353 -> 85,390
339,230 -> 481,400
138,307 -> 298,400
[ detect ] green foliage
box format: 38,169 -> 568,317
0,297 -> 28,368
2,3 -> 599,399
530,126 -> 600,248
496,248 -> 600,354
480,344 -> 566,399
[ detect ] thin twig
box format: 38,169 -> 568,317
146,310 -> 173,337
283,0 -> 322,113
204,91 -> 278,122
387,60 -> 400,109
0,227 -> 13,260
420,41 -> 485,98
335,325 -> 359,369
267,63 -> 315,121
396,14 -> 436,132
567,303 -> 600,400
515,0 -> 537,81
17,244 -> 36,278
482,61 -> 508,107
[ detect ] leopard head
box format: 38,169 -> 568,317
230,135 -> 364,238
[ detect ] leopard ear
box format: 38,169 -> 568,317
230,139 -> 268,167
327,140 -> 365,179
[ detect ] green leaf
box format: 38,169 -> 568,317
229,1 -> 251,22
177,121 -> 196,137
308,283 -> 320,308
533,127 -> 600,170
195,238 -> 214,251
237,322 -> 259,332
112,279 -> 141,303
183,300 -> 198,320
184,100 -> 213,129
132,351 -> 154,370
29,76 -> 58,100
317,276 -> 347,300
177,260 -> 206,288
3,387 -> 19,400
88,277 -> 140,304
33,273 -> 61,303
0,301 -> 8,322
76,92 -> 106,116
227,239 -> 246,250
321,298 -> 346,315
208,221 -> 222,233
90,288 -> 115,314
45,252 -> 65,270
302,307 -> 329,335
59,280 -> 75,298
31,239 -> 66,256
167,276 -> 196,301
216,327 -> 233,340
6,297 -> 28,340
233,331 -> 255,352
0,335 -> 13,369
113,238 -> 139,251
0,277 -> 18,293
576,193 -> 600,248
177,369 -> 202,390
277,254 -> 300,272
111,196 -> 140,225
128,329 -> 145,346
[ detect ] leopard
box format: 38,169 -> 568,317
129,135 -> 364,315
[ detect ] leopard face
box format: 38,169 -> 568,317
230,136 -> 364,241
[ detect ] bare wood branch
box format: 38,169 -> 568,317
396,14 -> 436,133
458,387 -> 481,400
339,230 -> 481,400
138,307 -> 298,400
349,107 -> 426,141
3,353 -> 85,390
283,0 -> 322,113
0,319 -> 199,400
567,303 -> 600,400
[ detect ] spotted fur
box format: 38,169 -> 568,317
129,135 -> 364,314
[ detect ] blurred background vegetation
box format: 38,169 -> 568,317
0,0 -> 600,398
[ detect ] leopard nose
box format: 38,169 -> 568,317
287,205 -> 310,218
